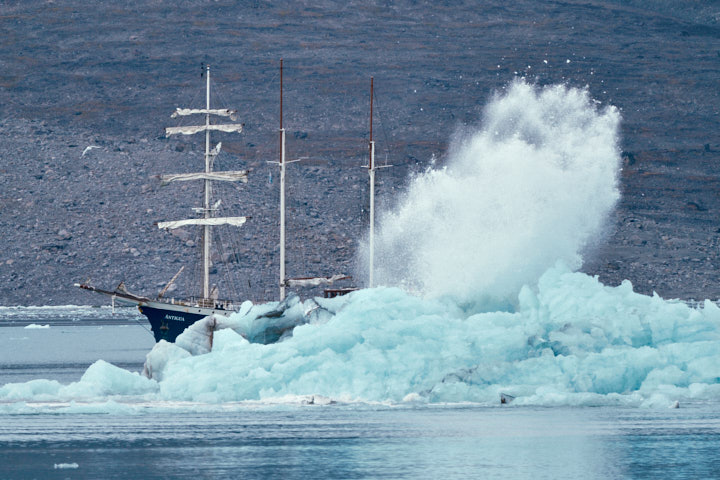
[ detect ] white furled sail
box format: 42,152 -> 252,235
157,217 -> 247,230
171,108 -> 238,120
160,171 -> 248,185
165,124 -> 244,136
163,66 -> 248,301
285,274 -> 349,287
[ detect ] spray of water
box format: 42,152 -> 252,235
364,80 -> 621,301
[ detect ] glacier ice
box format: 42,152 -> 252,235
4,264 -> 719,408
136,264 -> 720,406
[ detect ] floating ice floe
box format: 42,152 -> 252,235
135,264 -> 720,407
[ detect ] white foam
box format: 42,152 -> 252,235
362,80 -> 620,301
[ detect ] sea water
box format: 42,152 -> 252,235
2,82 -> 720,478
1,403 -> 720,480
0,306 -> 154,384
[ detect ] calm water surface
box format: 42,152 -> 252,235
2,404 -> 720,479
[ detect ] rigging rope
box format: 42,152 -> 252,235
132,315 -> 155,336
371,85 -> 396,166
212,222 -> 241,302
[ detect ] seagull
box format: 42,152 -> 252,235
81,145 -> 100,157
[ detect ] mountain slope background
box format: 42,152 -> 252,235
0,0 -> 718,305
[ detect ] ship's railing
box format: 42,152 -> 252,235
167,296 -> 238,311
682,299 -> 720,309
323,287 -> 358,298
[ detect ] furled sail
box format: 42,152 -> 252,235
157,217 -> 247,230
285,274 -> 349,287
171,108 -> 238,120
165,124 -> 244,136
160,171 -> 248,185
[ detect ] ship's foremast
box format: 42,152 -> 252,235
161,65 -> 246,306
203,66 -> 212,300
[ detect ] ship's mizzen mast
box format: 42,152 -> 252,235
368,77 -> 376,288
161,65 -> 246,304
365,77 -> 392,289
280,59 -> 287,301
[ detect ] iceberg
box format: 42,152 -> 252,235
134,264 -> 720,406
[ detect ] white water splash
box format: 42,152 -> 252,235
365,80 -> 621,301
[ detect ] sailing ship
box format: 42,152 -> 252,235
78,66 -> 249,342
77,63 -> 351,343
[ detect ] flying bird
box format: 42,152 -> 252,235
81,145 -> 100,157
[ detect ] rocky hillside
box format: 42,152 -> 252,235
0,0 -> 719,305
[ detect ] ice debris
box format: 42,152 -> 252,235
2,265 -> 720,408
130,264 -> 720,407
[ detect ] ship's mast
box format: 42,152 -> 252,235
161,66 -> 246,307
203,65 -> 212,300
273,60 -> 348,297
279,59 -> 287,301
368,77 -> 376,288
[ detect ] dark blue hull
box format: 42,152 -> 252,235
139,305 -> 209,343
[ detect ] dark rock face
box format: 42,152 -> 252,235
0,1 -> 718,305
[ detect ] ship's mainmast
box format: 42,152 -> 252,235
271,60 -> 349,299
